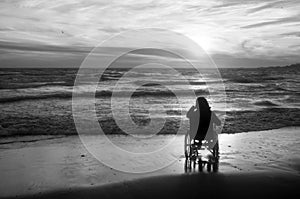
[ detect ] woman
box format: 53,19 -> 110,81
186,97 -> 221,141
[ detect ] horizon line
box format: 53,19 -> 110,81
0,63 -> 299,69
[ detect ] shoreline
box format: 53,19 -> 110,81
0,127 -> 299,198
2,172 -> 300,199
0,125 -> 299,148
1,122 -> 300,139
1,106 -> 299,136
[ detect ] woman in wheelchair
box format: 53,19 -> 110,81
187,97 -> 221,143
185,97 -> 221,172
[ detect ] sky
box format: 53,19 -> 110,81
0,0 -> 299,68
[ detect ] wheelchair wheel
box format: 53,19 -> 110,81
213,162 -> 219,172
184,133 -> 191,158
207,162 -> 211,172
212,141 -> 219,172
198,159 -> 203,172
193,159 -> 196,169
184,158 -> 192,172
213,141 -> 219,158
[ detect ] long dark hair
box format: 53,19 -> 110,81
196,97 -> 211,139
196,97 -> 211,112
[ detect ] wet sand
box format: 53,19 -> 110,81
5,173 -> 300,199
0,127 -> 299,198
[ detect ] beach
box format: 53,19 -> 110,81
4,173 -> 299,199
1,67 -> 299,136
0,67 -> 299,198
0,127 -> 299,198
1,0 -> 300,198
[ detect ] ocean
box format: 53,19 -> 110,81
0,65 -> 299,136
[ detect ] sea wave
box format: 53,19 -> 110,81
0,93 -> 73,103
253,100 -> 279,107
0,82 -> 74,90
134,80 -> 221,87
0,89 -> 210,103
228,78 -> 256,84
1,107 -> 299,136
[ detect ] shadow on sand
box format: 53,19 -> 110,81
5,172 -> 299,199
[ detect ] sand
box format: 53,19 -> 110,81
4,173 -> 300,199
0,127 -> 299,198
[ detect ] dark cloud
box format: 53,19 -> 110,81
120,2 -> 164,11
247,0 -> 285,14
211,53 -> 298,67
0,27 -> 14,31
0,41 -> 186,68
97,27 -> 128,34
289,44 -> 300,48
210,2 -> 240,9
241,15 -> 300,28
0,41 -> 94,54
280,32 -> 300,37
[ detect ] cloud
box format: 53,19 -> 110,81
211,53 -> 299,67
241,15 -> 300,29
280,31 -> 300,37
246,0 -> 285,14
0,41 -> 90,54
0,0 -> 299,68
